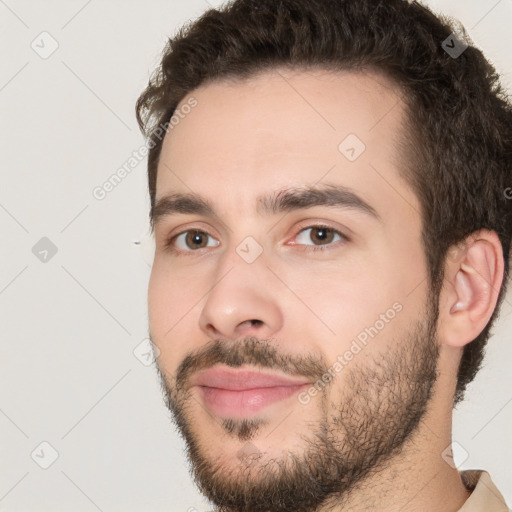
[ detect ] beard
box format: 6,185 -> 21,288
153,297 -> 440,512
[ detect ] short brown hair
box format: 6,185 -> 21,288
136,0 -> 512,404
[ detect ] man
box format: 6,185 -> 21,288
136,0 -> 512,510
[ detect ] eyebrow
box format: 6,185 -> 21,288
150,183 -> 381,231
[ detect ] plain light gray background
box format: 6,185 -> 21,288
0,0 -> 511,510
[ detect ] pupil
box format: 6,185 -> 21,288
314,228 -> 332,244
189,231 -> 205,248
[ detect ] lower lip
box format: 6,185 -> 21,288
195,384 -> 310,418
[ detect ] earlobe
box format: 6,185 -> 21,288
439,230 -> 504,349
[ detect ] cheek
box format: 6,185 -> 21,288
291,263 -> 387,339
288,256 -> 416,367
147,264 -> 200,366
147,265 -> 171,331
148,258 -> 204,323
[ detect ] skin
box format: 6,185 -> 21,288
147,67 -> 504,511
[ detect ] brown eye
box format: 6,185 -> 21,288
293,225 -> 347,251
308,226 -> 336,245
184,230 -> 209,249
166,229 -> 220,253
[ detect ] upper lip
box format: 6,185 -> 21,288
190,366 -> 311,390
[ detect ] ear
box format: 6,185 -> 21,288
437,229 -> 505,348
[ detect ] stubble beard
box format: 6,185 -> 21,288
155,301 -> 440,512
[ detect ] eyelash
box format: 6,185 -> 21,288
163,223 -> 349,256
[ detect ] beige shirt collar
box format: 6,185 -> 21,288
458,470 -> 510,512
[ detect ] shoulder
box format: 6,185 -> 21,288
458,470 -> 510,512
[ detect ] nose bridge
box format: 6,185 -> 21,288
198,235 -> 282,340
213,215 -> 269,280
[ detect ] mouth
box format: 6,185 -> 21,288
190,366 -> 311,418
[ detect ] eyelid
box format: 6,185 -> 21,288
163,220 -> 350,254
289,220 -> 351,243
164,227 -> 219,253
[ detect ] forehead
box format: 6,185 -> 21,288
155,67 -> 420,224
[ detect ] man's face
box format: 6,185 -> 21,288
148,68 -> 439,511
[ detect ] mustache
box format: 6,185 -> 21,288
174,337 -> 330,391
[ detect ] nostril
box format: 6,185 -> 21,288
241,319 -> 262,327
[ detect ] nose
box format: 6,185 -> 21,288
198,261 -> 283,341
205,318 -> 264,339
